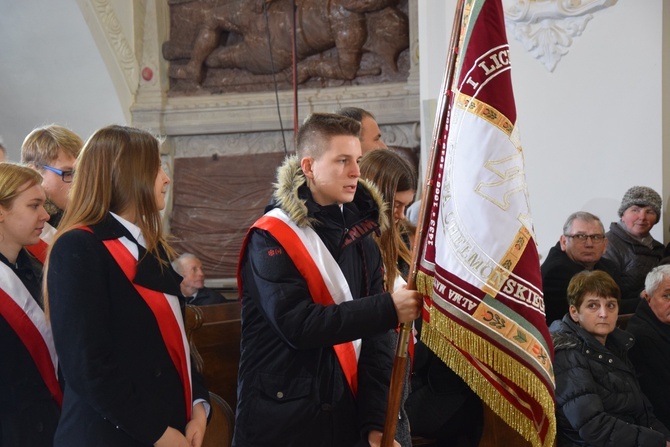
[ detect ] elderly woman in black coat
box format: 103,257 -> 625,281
551,270 -> 670,447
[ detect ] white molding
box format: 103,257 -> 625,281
132,82 -> 419,137
503,0 -> 617,72
91,0 -> 138,92
76,0 -> 139,122
173,122 -> 419,158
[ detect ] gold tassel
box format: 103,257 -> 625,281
422,307 -> 556,447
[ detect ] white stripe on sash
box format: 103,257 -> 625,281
265,208 -> 361,360
0,261 -> 58,373
41,221 -> 57,245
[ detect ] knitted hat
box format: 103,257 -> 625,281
617,186 -> 662,223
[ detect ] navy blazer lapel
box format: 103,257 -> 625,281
89,214 -> 182,297
134,244 -> 182,297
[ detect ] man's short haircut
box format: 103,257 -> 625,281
644,264 -> 670,297
334,107 -> 375,123
567,270 -> 621,309
171,252 -> 198,275
21,124 -> 83,166
562,211 -> 604,235
296,113 -> 360,159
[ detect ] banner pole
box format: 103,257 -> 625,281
380,1 -> 465,445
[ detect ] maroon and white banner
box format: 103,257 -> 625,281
415,1 -> 555,445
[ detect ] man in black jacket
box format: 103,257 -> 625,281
628,264 -> 670,429
234,113 -> 421,447
172,253 -> 228,305
541,211 -> 620,324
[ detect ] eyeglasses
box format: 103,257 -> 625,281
42,165 -> 75,183
565,234 -> 606,243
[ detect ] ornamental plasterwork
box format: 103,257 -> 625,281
503,0 -> 617,72
77,0 -> 139,97
91,0 -> 138,92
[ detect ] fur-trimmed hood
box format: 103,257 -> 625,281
551,329 -> 581,352
269,155 -> 389,233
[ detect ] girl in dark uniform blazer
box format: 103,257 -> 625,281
45,126 -> 209,447
0,163 -> 61,447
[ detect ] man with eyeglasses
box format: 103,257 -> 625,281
602,186 -> 665,311
21,125 -> 83,260
627,264 -> 670,429
541,211 -> 621,324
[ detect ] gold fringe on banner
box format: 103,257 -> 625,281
416,270 -> 434,297
422,307 -> 556,447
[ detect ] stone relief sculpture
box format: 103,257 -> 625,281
162,0 -> 409,94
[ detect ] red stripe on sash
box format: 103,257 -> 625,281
0,288 -> 63,407
25,239 -> 49,265
83,228 -> 192,420
251,215 -> 359,396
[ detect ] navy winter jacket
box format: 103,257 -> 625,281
233,156 -> 398,447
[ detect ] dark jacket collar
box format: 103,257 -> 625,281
0,249 -> 43,305
86,214 -> 182,297
543,241 -> 619,273
266,156 -> 388,256
551,315 -> 634,367
268,155 -> 388,233
634,299 -> 670,342
609,221 -> 663,250
0,248 -> 40,272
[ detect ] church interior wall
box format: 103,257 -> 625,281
0,0 -> 668,274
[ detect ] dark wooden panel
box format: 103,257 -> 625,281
171,152 -> 286,279
186,302 -> 242,410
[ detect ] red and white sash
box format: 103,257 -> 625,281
240,208 -> 362,395
0,261 -> 62,407
25,222 -> 57,264
84,228 -> 193,419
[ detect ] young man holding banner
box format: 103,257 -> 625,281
235,113 -> 421,447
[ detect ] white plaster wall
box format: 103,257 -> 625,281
418,0 -> 667,260
0,0 -> 126,161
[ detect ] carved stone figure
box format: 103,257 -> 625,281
163,0 -> 409,93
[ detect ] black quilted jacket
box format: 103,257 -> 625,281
551,316 -> 670,447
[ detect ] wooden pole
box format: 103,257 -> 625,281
291,0 -> 298,149
380,1 -> 465,445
